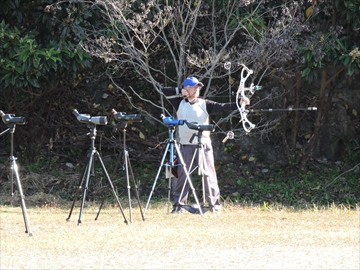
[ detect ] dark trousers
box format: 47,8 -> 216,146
173,142 -> 221,210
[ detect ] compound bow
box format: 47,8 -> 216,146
236,64 -> 262,133
222,63 -> 317,142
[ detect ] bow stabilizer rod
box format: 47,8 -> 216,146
247,107 -> 317,113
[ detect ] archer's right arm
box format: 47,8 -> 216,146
161,87 -> 183,110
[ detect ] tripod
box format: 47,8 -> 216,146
66,124 -> 128,225
0,123 -> 32,236
186,122 -> 215,212
144,116 -> 203,216
100,120 -> 145,222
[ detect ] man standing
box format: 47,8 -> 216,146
161,76 -> 249,214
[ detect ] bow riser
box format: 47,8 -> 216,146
236,64 -> 258,133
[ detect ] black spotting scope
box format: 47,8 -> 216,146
72,109 -> 108,125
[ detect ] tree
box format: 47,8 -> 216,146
80,0 -> 300,137
294,0 -> 360,169
0,0 -> 95,162
1,0 -> 359,169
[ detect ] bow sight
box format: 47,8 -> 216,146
72,109 -> 108,125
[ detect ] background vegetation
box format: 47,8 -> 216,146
0,0 -> 359,207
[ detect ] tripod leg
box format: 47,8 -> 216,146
174,144 -> 203,216
188,148 -> 198,176
126,153 -> 145,221
144,142 -> 170,216
66,157 -> 90,222
95,152 -> 128,225
124,150 -> 133,222
12,160 -> 32,236
198,146 -> 207,205
77,152 -> 95,225
186,148 -> 202,202
11,161 -> 14,196
95,196 -> 106,220
167,175 -> 172,214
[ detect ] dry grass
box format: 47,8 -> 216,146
0,199 -> 359,270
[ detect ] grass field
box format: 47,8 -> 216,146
0,200 -> 359,270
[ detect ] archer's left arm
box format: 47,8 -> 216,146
205,100 -> 237,115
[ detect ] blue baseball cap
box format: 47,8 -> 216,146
183,77 -> 204,87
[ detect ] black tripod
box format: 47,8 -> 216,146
0,114 -> 32,236
144,115 -> 203,216
186,122 -> 215,212
101,120 -> 145,222
66,124 -> 128,225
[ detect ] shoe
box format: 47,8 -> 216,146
185,204 -> 210,214
210,207 -> 221,215
171,204 -> 184,214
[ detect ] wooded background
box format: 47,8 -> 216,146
1,0 -> 359,205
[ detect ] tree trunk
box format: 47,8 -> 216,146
299,66 -> 342,170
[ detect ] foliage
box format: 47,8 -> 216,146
0,0 -> 360,182
335,0 -> 360,29
0,0 -> 101,163
0,0 -> 95,89
24,157 -> 63,176
298,1 -> 360,82
1,20 -> 66,88
231,163 -> 360,207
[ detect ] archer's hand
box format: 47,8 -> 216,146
240,97 -> 250,106
182,88 -> 197,103
181,88 -> 189,98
